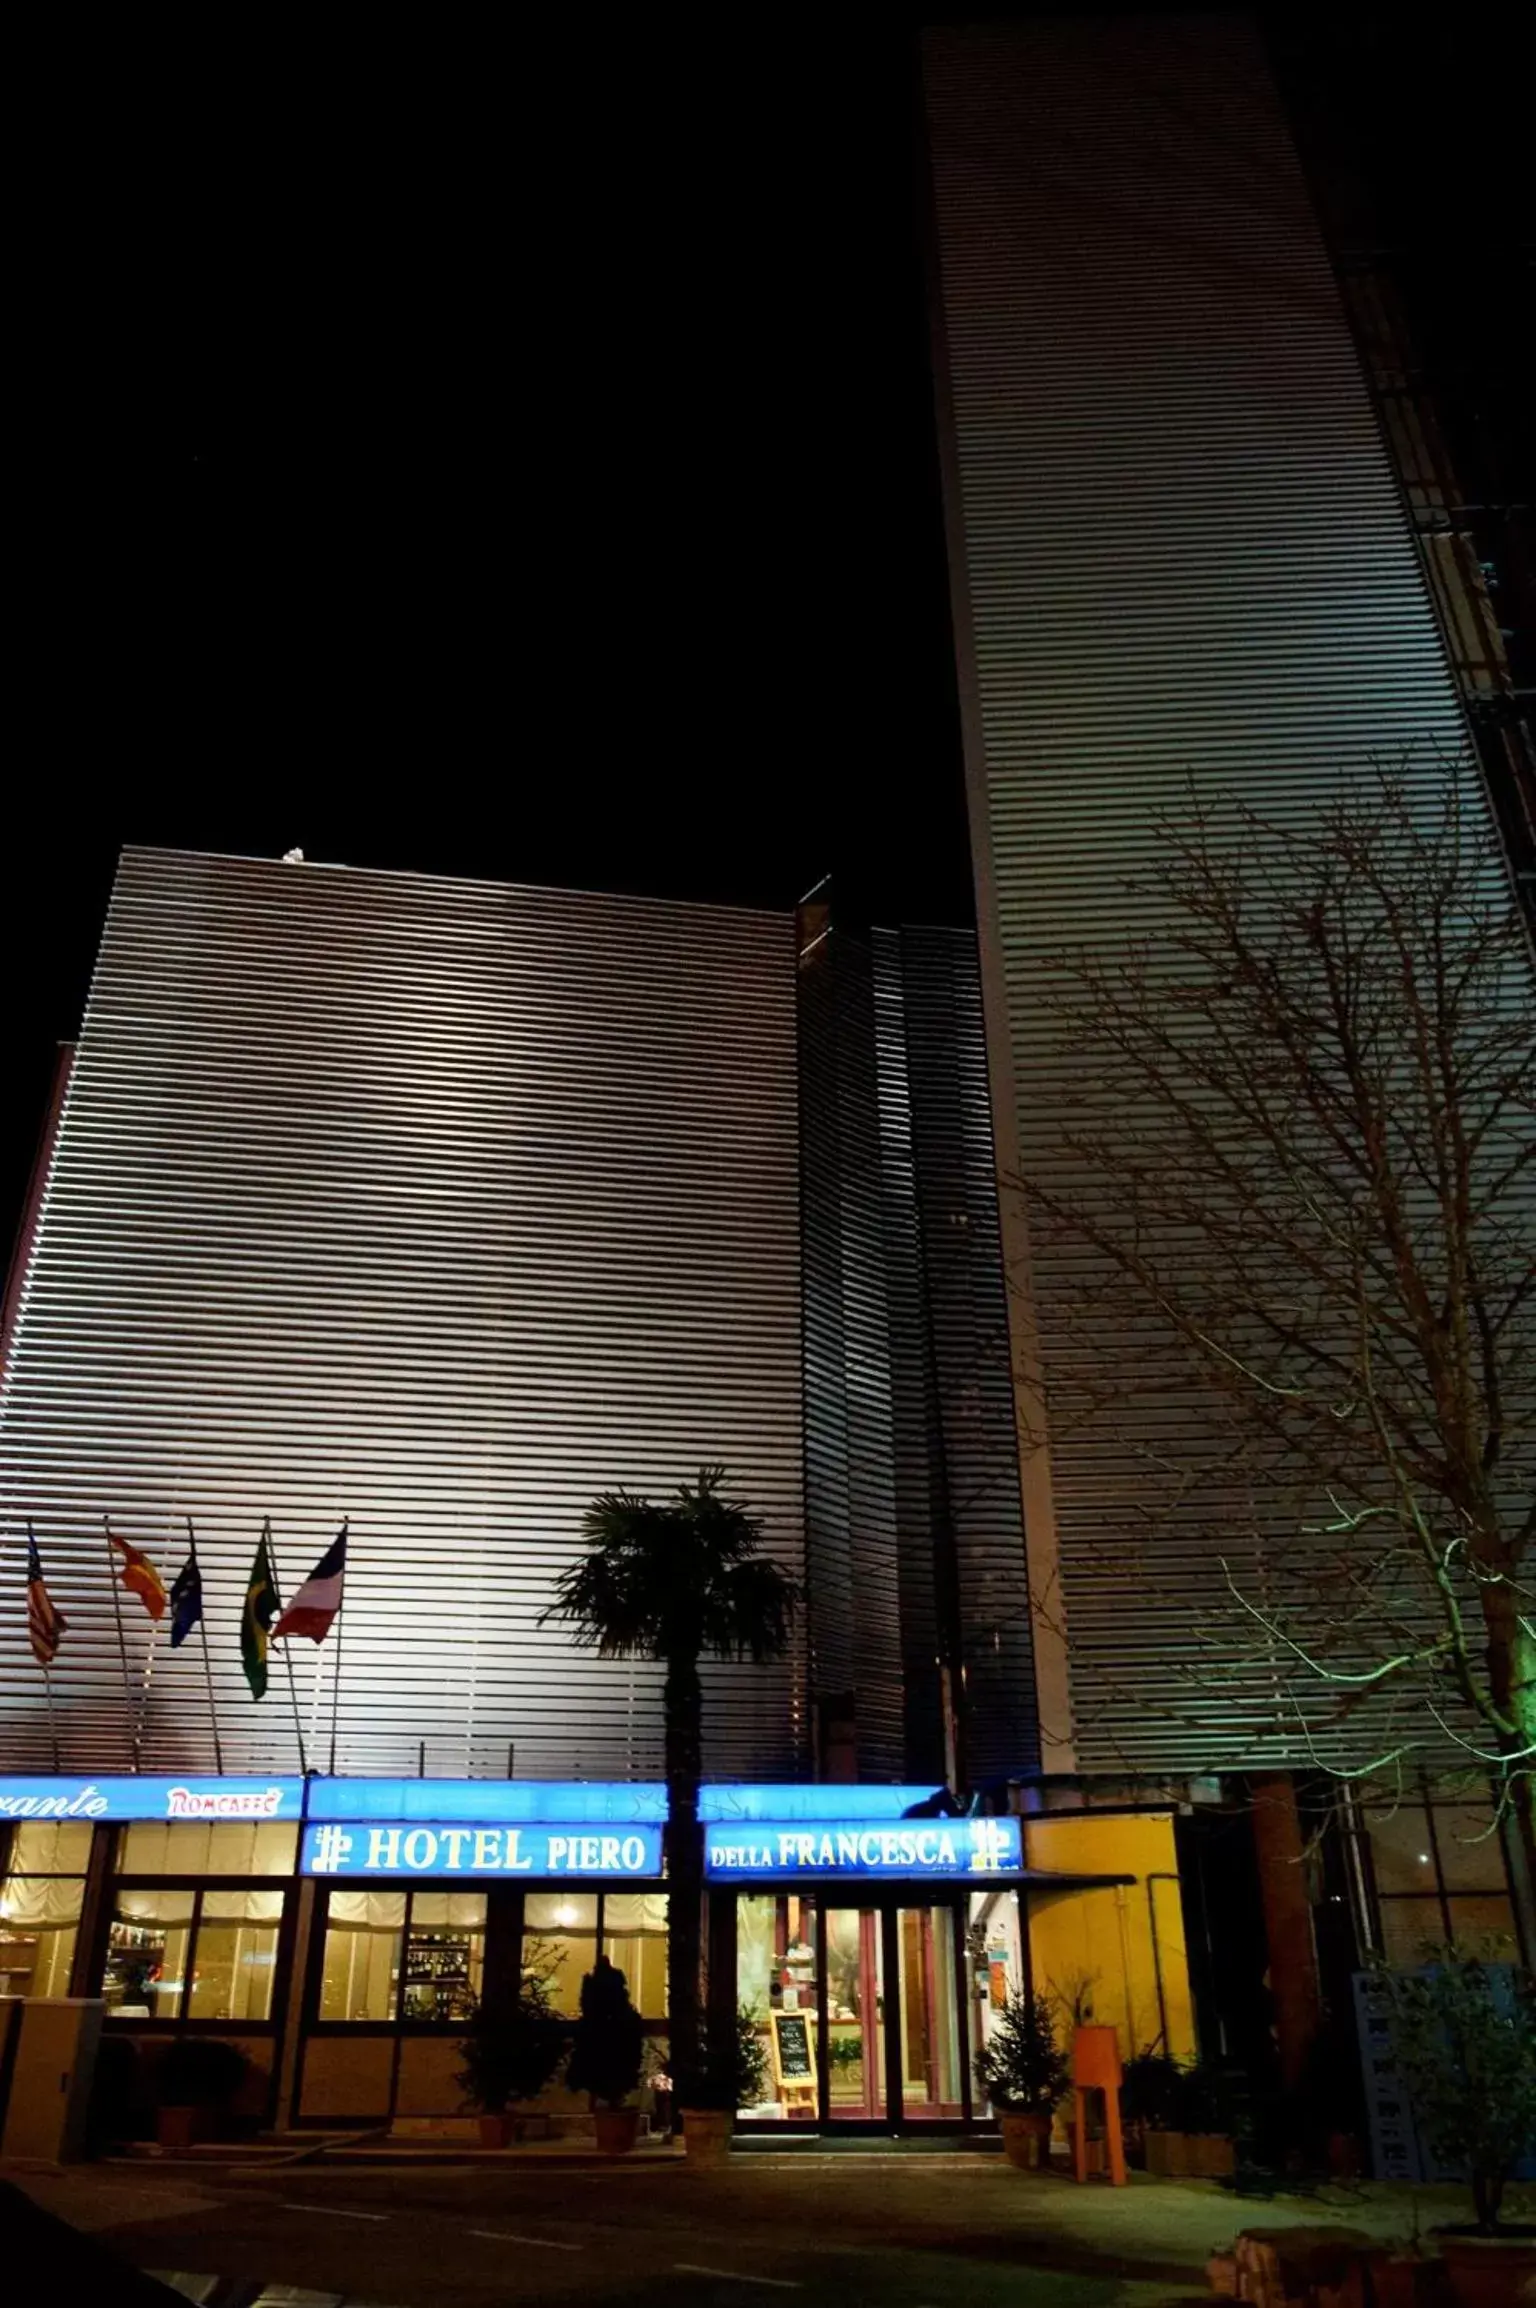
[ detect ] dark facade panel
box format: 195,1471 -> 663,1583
924,17 -> 1488,1769
798,931 -> 906,1778
802,922 -> 1037,1786
891,929 -> 1038,1782
0,850 -> 806,1781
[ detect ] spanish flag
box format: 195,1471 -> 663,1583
109,1530 -> 167,1622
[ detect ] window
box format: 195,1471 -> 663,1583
602,1892 -> 668,2018
522,1892 -> 665,2020
318,1891 -> 486,2024
103,1820 -> 296,2023
402,1894 -> 485,2023
1360,1787 -> 1519,1963
188,1891 -> 285,2021
104,1886 -> 286,2023
320,1891 -> 405,2021
0,1822 -> 93,1999
524,1892 -> 598,2017
105,1890 -> 195,2019
118,1822 -> 297,1877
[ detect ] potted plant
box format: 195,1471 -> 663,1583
976,1988 -> 1070,2168
679,2006 -> 767,2165
1375,1949 -> 1536,2308
1119,2049 -> 1183,2164
455,1970 -> 566,2149
565,1954 -> 645,2155
153,2037 -> 249,2150
1144,2060 -> 1239,2178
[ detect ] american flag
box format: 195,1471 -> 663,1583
26,1528 -> 68,1667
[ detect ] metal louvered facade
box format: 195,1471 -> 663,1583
799,917 -> 1037,1783
0,849 -> 806,1781
922,16 -> 1492,1771
0,852 -> 1036,1790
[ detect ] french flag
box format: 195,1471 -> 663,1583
273,1524 -> 348,1643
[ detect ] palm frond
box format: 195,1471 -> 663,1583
540,1465 -> 799,1668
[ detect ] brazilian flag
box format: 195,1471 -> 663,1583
242,1526 -> 280,1699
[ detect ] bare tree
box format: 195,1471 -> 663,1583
1015,775 -> 1535,1904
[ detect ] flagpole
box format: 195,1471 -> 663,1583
136,1608 -> 161,1765
188,1520 -> 224,1775
43,1663 -> 61,1771
264,1519 -> 308,1776
104,1513 -> 140,1772
328,1522 -> 348,1778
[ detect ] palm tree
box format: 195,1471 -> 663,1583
542,1465 -> 798,2104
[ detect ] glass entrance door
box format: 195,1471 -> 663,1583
737,1893 -> 969,2126
895,1906 -> 964,2118
822,1907 -> 885,2119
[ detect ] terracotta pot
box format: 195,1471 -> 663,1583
680,2106 -> 734,2167
156,2105 -> 204,2151
1437,2233 -> 1536,2308
478,2112 -> 517,2150
593,2105 -> 641,2157
998,2110 -> 1053,2171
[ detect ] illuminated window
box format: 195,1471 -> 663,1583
105,1889 -> 196,2019
602,1892 -> 668,2019
118,1822 -> 298,1877
187,1891 -> 286,2021
318,1890 -> 486,2024
104,1828 -> 297,2022
0,1823 -> 93,2000
320,1891 -> 406,2021
524,1892 -> 598,2016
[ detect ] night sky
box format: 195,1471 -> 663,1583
7,11 -> 1524,1251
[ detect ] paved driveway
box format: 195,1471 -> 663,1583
9,2156 -> 1525,2308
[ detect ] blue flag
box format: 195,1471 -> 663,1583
169,1552 -> 203,1649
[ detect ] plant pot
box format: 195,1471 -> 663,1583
998,2110 -> 1053,2171
593,2105 -> 641,2157
156,2105 -> 205,2151
680,2106 -> 734,2167
478,2112 -> 517,2149
1437,2233 -> 1536,2308
1145,2129 -> 1235,2179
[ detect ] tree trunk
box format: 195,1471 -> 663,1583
663,1650 -> 705,2105
1485,1582 -> 1536,1965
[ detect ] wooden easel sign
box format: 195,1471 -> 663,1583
769,2008 -> 818,2113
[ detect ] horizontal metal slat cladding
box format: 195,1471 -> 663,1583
924,17 -> 1491,1771
0,849 -> 806,1780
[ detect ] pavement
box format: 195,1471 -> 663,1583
5,2154 -> 1532,2308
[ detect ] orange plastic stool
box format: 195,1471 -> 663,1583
1070,2023 -> 1127,2185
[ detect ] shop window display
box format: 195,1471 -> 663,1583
104,1884 -> 286,2023
318,1891 -> 486,2024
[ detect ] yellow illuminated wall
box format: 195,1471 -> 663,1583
1024,1812 -> 1196,2063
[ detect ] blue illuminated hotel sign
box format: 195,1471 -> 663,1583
705,1816 -> 1022,1880
0,1776 -> 305,1824
301,1820 -> 665,1880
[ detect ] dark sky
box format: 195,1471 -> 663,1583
8,11 -> 1525,1252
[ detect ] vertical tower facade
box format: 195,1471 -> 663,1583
921,14 -> 1487,1772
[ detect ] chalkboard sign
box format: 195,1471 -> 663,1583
771,2009 -> 813,2081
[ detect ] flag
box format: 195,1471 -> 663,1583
272,1525 -> 347,1643
242,1527 -> 279,1699
109,1530 -> 167,1622
169,1551 -> 203,1649
26,1531 -> 68,1667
